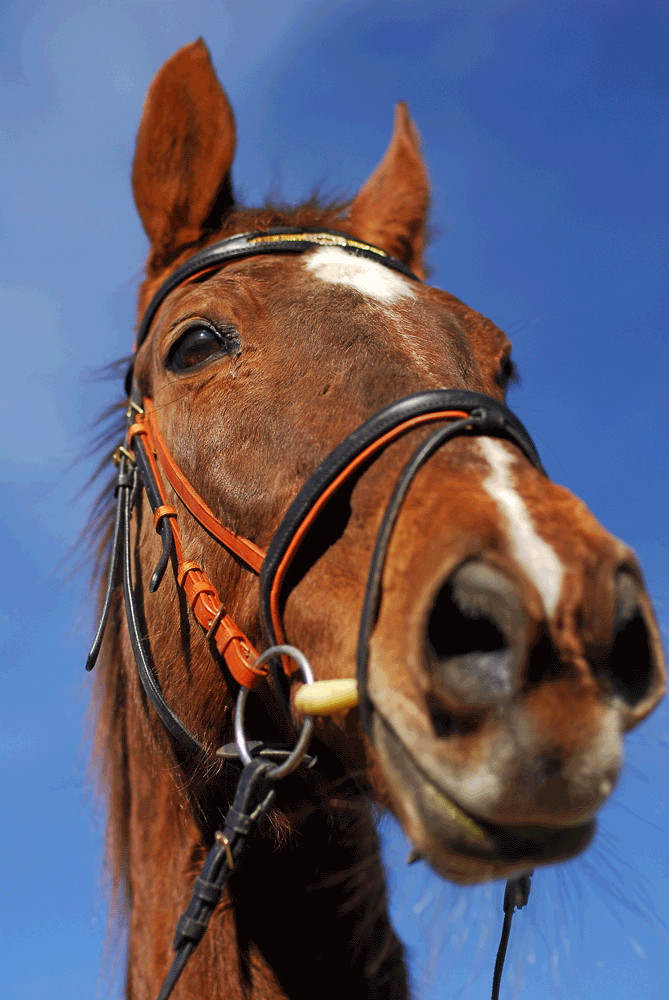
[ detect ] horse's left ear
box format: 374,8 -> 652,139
348,103 -> 429,279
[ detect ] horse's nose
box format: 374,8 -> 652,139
597,568 -> 665,715
424,561 -> 527,711
423,561 -> 665,721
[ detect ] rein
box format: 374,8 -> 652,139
87,227 -> 540,999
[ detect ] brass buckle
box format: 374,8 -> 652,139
215,831 -> 235,870
126,400 -> 145,419
206,603 -> 227,641
113,444 -> 135,467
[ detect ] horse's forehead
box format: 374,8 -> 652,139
302,246 -> 418,305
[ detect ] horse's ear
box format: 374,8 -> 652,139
132,39 -> 236,268
348,104 -> 429,279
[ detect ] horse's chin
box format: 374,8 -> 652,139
371,711 -> 595,885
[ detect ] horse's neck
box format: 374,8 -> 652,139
124,734 -> 409,1000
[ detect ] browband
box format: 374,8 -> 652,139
134,227 -> 421,352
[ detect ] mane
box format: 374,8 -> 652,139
222,196 -> 350,238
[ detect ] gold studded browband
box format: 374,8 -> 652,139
133,227 -> 421,354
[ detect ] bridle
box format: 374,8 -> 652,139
88,225 -> 545,747
86,226 -> 542,999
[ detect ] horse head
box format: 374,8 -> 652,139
91,39 -> 665,998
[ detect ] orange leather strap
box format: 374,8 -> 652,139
153,504 -> 177,530
143,398 -> 265,574
177,560 -> 265,689
130,404 -> 266,689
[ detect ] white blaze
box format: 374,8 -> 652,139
303,246 -> 416,304
479,438 -> 564,616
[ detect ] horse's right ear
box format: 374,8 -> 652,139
132,40 -> 236,269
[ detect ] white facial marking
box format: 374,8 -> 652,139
303,246 -> 416,304
480,438 -> 564,616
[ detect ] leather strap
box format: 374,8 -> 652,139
354,404 -> 544,735
119,457 -> 206,757
132,227 -> 420,356
85,456 -> 126,672
157,758 -> 277,1000
266,408 -> 467,662
141,399 -> 265,573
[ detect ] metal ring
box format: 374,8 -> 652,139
234,645 -> 315,781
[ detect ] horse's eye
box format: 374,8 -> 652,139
496,355 -> 519,391
167,325 -> 238,372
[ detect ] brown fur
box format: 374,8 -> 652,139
91,40 -> 665,999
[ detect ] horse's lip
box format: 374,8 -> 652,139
373,709 -> 595,871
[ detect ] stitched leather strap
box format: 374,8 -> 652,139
265,408 -> 467,659
129,405 -> 265,690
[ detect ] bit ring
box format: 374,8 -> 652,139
234,645 -> 314,780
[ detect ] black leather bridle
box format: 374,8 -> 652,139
87,227 -> 542,1000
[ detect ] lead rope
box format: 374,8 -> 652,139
155,646 -> 314,1000
157,756 -> 276,1000
492,873 -> 533,1000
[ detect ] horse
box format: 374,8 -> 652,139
88,39 -> 666,1000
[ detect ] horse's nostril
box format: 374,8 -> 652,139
425,561 -> 527,710
599,570 -> 658,708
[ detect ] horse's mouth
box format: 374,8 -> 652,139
372,710 -> 595,884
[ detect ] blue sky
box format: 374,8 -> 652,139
1,1 -> 667,997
